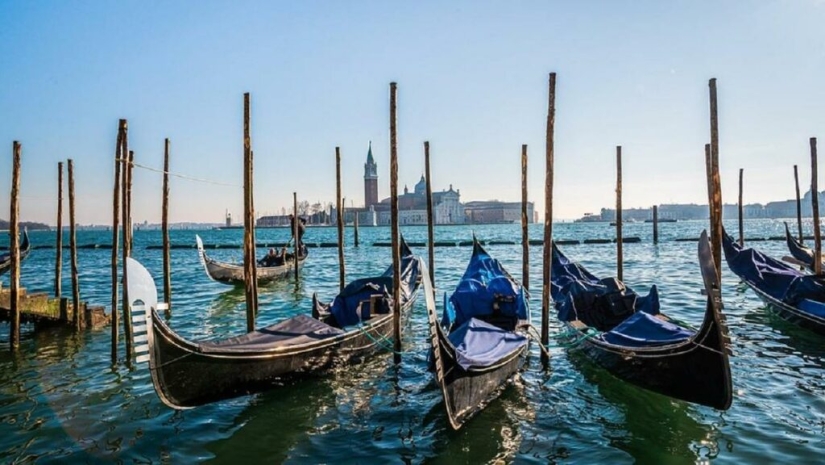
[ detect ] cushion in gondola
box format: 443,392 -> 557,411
198,314 -> 344,353
797,299 -> 825,319
447,318 -> 527,370
601,311 -> 694,348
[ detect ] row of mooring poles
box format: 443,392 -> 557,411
243,93 -> 259,332
540,73 -> 556,367
389,82 -> 402,364
110,120 -> 125,363
811,138 -> 822,275
336,147 -> 345,291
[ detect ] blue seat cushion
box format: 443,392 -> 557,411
601,311 -> 694,348
447,318 -> 527,370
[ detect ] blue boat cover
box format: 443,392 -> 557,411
328,254 -> 420,327
550,244 -> 660,327
446,318 -> 528,370
601,311 -> 693,347
723,231 -> 825,313
441,245 -> 529,329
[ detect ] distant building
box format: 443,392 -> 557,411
464,201 -> 534,224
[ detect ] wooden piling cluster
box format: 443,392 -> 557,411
811,138 -> 822,275
521,144 -> 529,289
541,73 -> 556,366
425,141 -> 435,286
9,141 -> 22,350
390,82 -> 402,363
242,93 -> 258,332
336,147 -> 345,291
615,146 -> 623,281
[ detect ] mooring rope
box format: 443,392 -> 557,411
526,324 -> 601,352
116,157 -> 242,188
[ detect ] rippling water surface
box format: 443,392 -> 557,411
1,219 -> 824,463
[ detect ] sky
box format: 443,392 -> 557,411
1,0 -> 824,225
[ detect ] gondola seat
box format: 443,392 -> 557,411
797,299 -> 825,319
198,315 -> 344,354
446,318 -> 527,370
601,311 -> 693,348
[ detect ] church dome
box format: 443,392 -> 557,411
414,175 -> 426,195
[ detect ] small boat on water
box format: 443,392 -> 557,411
724,230 -> 825,336
0,229 -> 31,277
127,240 -> 422,409
783,222 -> 823,273
196,234 -> 308,285
425,238 -> 529,430
550,230 -> 733,410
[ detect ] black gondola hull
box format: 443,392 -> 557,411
745,283 -> 825,336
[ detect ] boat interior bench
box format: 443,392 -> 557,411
198,314 -> 344,353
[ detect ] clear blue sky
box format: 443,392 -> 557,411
1,0 -> 824,225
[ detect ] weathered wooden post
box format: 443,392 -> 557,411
111,120 -> 124,363
122,150 -> 134,356
390,82 -> 402,363
9,141 -> 21,350
425,141 -> 435,287
68,159 -> 80,331
521,144 -> 529,289
811,138 -> 822,275
293,192 -> 299,279
738,168 -> 744,246
336,147 -> 345,290
541,72 -> 556,367
616,146 -> 623,281
162,138 -> 171,314
242,93 -> 258,331
652,205 -> 659,244
55,162 -> 64,298
795,165 -> 803,243
709,78 -> 723,279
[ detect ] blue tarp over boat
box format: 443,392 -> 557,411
447,318 -> 527,370
551,243 -> 695,347
723,231 -> 825,314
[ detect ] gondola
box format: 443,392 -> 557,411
550,231 -> 732,410
195,235 -> 308,285
723,229 -> 825,336
783,222 -> 821,272
425,238 -> 530,430
127,240 -> 421,409
0,229 -> 31,277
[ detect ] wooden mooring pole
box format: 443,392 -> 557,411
122,150 -> 134,357
243,93 -> 258,331
541,72 -> 556,367
811,138 -> 822,275
293,192 -> 299,279
162,138 -> 171,314
68,159 -> 80,331
521,144 -> 529,289
709,78 -> 723,280
55,162 -> 64,298
336,147 -> 345,291
425,141 -> 435,287
652,205 -> 659,244
9,141 -> 21,350
616,146 -> 623,281
111,120 -> 124,363
390,82 -> 402,364
738,168 -> 744,247
794,165 -> 803,243
354,212 -> 360,248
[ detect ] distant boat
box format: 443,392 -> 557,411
610,218 -> 640,226
575,213 -> 606,223
645,218 -> 677,223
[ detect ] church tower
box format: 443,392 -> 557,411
364,141 -> 378,208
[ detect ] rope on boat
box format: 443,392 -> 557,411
117,157 -> 243,188
355,322 -> 417,356
526,324 -> 601,353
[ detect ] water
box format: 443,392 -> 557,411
1,219 -> 824,463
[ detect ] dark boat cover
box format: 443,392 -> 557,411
199,314 -> 344,354
551,244 -> 695,346
447,318 -> 527,370
327,253 -> 421,327
441,246 -> 529,329
723,231 -> 825,314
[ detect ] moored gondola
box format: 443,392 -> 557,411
127,240 -> 421,409
0,229 -> 31,277
550,231 -> 732,410
195,235 -> 308,285
426,238 -> 529,430
724,229 -> 825,336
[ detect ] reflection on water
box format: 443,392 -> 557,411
1,220 -> 825,462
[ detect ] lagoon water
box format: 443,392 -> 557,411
1,219 -> 824,463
